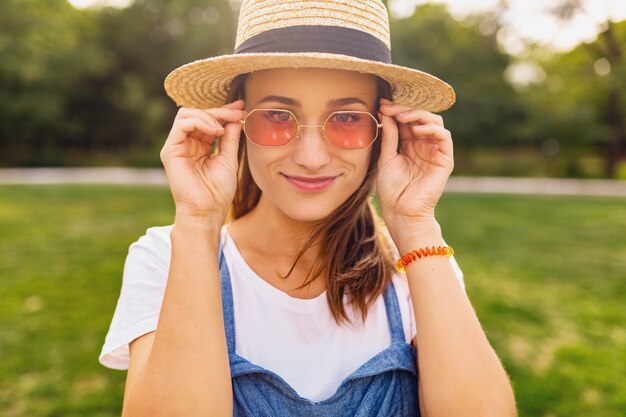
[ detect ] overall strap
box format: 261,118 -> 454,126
382,279 -> 405,343
218,237 -> 237,352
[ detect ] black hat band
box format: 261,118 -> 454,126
234,25 -> 392,64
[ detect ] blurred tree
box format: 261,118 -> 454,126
2,0 -> 619,177
547,0 -> 625,177
66,0 -> 238,165
0,0 -> 110,165
520,20 -> 626,178
0,0 -> 237,166
390,4 -> 529,152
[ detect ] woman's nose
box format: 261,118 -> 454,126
291,125 -> 332,170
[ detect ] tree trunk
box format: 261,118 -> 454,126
600,22 -> 624,178
603,88 -> 625,178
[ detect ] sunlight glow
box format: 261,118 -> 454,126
390,0 -> 626,54
68,0 -> 134,9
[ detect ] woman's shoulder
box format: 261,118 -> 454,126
137,224 -> 174,242
128,224 -> 174,256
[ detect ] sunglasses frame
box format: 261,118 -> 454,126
238,108 -> 384,149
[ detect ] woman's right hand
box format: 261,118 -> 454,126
159,99 -> 247,223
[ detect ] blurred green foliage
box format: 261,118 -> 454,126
0,0 -> 109,164
392,4 -> 527,150
0,0 -> 624,177
0,0 -> 238,167
524,20 -> 626,177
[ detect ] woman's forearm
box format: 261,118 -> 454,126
395,220 -> 516,417
123,218 -> 232,417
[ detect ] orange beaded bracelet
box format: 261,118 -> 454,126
394,246 -> 454,273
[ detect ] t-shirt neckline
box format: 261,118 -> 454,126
222,224 -> 330,311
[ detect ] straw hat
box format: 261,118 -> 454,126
164,0 -> 456,112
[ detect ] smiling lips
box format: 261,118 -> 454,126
282,174 -> 338,192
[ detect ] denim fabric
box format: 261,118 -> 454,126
218,242 -> 421,416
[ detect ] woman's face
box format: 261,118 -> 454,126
243,67 -> 379,223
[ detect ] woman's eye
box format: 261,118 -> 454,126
265,110 -> 293,123
333,113 -> 362,124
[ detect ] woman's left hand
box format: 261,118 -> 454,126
375,98 -> 454,235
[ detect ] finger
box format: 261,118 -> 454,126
412,137 -> 454,169
377,111 -> 399,167
379,100 -> 412,116
178,99 -> 245,115
179,107 -> 246,126
177,109 -> 227,135
409,123 -> 453,159
218,100 -> 246,163
176,107 -> 221,129
397,109 -> 444,127
218,119 -> 243,164
380,102 -> 444,127
223,99 -> 245,109
178,104 -> 246,126
205,100 -> 247,124
167,118 -> 222,147
188,129 -> 210,142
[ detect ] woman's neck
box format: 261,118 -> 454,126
235,195 -> 323,261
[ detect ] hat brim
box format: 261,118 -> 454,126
164,52 -> 456,113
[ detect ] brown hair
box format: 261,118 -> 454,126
224,72 -> 397,326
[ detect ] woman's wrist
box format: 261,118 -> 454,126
388,218 -> 444,255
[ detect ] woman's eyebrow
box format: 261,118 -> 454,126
256,95 -> 369,107
327,97 -> 369,107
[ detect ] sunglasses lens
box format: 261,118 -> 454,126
244,109 -> 297,146
325,112 -> 378,149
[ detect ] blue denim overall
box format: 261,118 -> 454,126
218,242 -> 421,416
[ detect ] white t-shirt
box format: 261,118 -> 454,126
99,224 -> 465,402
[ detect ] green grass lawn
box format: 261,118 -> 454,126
0,185 -> 624,416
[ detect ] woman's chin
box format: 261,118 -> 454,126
281,205 -> 337,224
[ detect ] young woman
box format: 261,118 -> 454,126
99,1 -> 516,416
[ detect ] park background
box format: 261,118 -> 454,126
0,0 -> 624,416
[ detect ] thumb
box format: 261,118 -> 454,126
378,112 -> 398,167
218,99 -> 245,163
218,118 -> 243,165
